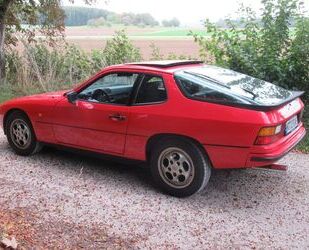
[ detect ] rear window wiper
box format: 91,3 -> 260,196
240,88 -> 257,99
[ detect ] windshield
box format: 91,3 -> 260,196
174,65 -> 294,106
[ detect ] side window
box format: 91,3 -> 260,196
77,73 -> 139,105
135,75 -> 167,104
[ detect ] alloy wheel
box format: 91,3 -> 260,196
9,119 -> 32,149
158,147 -> 195,188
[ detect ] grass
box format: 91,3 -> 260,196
0,82 -> 74,103
0,84 -> 15,103
65,25 -> 297,39
135,29 -> 210,37
65,25 -> 212,37
135,28 -> 296,38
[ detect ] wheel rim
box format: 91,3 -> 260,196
9,119 -> 31,149
158,147 -> 195,188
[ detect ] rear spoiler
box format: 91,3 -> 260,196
248,91 -> 305,111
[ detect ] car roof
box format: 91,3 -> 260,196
106,60 -> 205,74
126,60 -> 204,68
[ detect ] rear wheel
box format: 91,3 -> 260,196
150,137 -> 211,197
5,111 -> 42,156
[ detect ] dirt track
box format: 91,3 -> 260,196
0,132 -> 308,249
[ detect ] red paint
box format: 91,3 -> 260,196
52,98 -> 130,154
0,63 -> 306,169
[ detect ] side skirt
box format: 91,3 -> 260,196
40,142 -> 147,166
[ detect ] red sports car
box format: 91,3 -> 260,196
0,61 -> 306,197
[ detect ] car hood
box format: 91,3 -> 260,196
4,90 -> 67,103
19,90 -> 67,100
0,90 -> 69,112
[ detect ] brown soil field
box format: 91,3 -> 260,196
13,27 -> 200,60
13,38 -> 200,60
67,38 -> 200,60
64,27 -> 200,59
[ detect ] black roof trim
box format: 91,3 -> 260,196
126,60 -> 204,68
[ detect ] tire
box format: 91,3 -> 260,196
5,111 -> 42,156
150,137 -> 211,197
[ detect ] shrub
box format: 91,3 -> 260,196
149,43 -> 164,60
4,41 -> 91,93
149,43 -> 196,61
103,30 -> 142,65
3,30 -> 141,94
191,0 -> 309,102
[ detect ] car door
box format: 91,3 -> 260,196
124,74 -> 169,159
52,72 -> 141,155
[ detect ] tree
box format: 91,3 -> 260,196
134,13 -> 158,26
0,0 -> 96,82
162,18 -> 180,27
0,0 -> 13,80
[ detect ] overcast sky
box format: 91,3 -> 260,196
63,0 -> 309,26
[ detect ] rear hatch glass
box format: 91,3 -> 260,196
174,65 -> 303,110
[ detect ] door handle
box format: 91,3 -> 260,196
108,113 -> 126,121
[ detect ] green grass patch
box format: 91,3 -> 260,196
0,84 -> 16,103
135,29 -> 209,37
0,82 -> 74,104
67,25 -> 297,38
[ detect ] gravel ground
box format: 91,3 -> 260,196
0,133 -> 308,249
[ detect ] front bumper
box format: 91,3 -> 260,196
246,123 -> 306,167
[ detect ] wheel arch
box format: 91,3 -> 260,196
3,108 -> 30,134
145,133 -> 212,165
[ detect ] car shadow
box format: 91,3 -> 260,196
38,145 -> 154,188
20,145 -> 296,209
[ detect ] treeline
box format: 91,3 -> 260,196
63,6 -> 161,27
88,12 -> 159,27
215,18 -> 299,28
162,18 -> 180,27
63,7 -> 111,26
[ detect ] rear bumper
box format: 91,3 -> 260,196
246,124 -> 306,167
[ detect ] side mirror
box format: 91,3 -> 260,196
66,91 -> 78,104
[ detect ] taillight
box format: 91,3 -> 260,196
255,124 -> 282,145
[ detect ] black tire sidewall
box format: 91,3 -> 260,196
5,111 -> 38,156
150,137 -> 211,197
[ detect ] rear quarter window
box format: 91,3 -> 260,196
174,73 -> 246,104
175,66 -> 295,106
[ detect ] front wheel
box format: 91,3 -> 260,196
150,138 -> 211,197
5,111 -> 42,156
